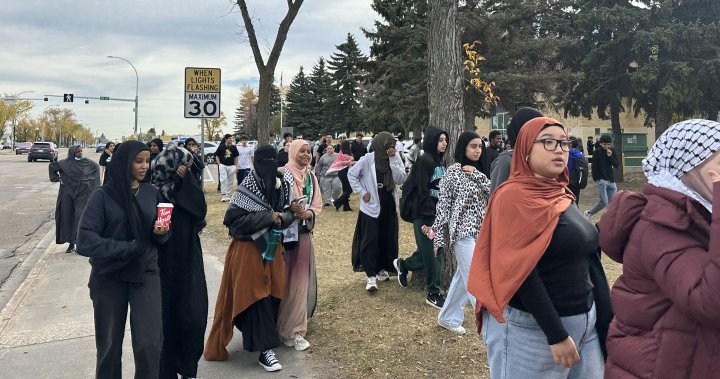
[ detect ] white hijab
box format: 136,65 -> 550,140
643,119 -> 720,211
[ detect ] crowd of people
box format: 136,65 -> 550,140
45,111 -> 720,378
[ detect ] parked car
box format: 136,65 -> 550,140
15,142 -> 32,155
2,144 -> 11,150
28,142 -> 58,162
202,141 -> 220,163
95,144 -> 106,153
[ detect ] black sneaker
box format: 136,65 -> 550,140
426,293 -> 445,310
393,258 -> 408,288
259,349 -> 282,372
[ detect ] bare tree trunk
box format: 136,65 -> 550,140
236,0 -> 303,144
610,99 -> 624,182
428,0 -> 464,291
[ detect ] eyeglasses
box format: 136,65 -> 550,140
534,139 -> 571,152
339,137 -> 346,140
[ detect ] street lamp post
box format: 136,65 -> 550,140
107,55 -> 139,139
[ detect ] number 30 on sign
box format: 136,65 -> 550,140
184,67 -> 221,118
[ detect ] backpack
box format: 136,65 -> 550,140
569,155 -> 589,189
399,166 -> 417,223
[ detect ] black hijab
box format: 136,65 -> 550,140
58,145 -> 100,184
149,138 -> 164,158
103,140 -> 150,241
254,145 -> 281,210
455,131 -> 490,176
340,140 -> 352,155
506,107 -> 543,148
370,132 -> 397,192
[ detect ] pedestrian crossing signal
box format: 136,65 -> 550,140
63,94 -> 74,102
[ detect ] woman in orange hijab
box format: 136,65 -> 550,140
468,118 -> 604,378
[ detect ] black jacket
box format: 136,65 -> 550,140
77,183 -> 169,283
591,147 -> 620,182
411,127 -> 448,226
351,140 -> 367,161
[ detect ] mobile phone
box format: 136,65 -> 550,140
293,196 -> 308,208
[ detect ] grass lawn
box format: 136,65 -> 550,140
201,172 -> 646,378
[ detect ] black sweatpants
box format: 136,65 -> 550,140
89,272 -> 163,379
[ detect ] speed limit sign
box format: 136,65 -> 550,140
184,67 -> 221,118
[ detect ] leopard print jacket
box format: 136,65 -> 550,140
432,163 -> 491,249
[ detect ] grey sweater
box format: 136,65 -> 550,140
316,152 -> 338,177
490,149 -> 513,193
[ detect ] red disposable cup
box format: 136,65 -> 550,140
156,203 -> 174,227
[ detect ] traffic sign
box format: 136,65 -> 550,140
184,67 -> 221,118
100,96 -> 110,100
63,94 -> 74,102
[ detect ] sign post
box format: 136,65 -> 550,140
184,67 -> 221,119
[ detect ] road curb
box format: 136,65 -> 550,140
0,223 -> 56,339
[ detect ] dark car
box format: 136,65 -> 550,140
28,142 -> 58,162
96,144 -> 105,153
2,144 -> 11,150
15,142 -> 32,155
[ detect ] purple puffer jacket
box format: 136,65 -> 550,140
598,183 -> 720,379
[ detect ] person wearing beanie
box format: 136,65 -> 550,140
585,134 -> 620,218
489,107 -> 543,192
394,126 -> 449,309
205,144 -> 294,372
599,119 -> 720,378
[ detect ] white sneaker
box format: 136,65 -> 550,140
376,270 -> 390,282
584,210 -> 591,220
438,321 -> 466,335
283,334 -> 310,351
366,276 -> 378,292
221,196 -> 228,202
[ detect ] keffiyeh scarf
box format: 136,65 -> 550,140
643,119 -> 720,211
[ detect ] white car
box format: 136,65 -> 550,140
202,141 -> 220,163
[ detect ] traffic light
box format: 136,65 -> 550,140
85,99 -> 89,104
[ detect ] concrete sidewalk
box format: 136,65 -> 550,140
0,232 -> 318,378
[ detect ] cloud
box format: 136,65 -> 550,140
0,0 -> 378,140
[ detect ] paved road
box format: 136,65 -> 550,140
0,149 -> 73,306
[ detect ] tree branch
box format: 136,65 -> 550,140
236,0 -> 266,70
266,0 -> 304,71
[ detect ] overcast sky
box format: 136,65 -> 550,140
1,0 -> 377,140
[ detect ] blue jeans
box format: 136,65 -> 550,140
482,304 -> 604,379
587,179 -> 617,216
437,236 -> 476,328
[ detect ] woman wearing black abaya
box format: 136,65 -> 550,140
49,145 -> 100,253
152,147 -> 208,379
332,140 -> 355,211
205,145 -> 294,372
76,140 -> 170,379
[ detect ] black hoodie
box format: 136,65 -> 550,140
411,126 -> 448,226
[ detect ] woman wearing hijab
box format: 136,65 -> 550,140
76,140 -> 171,378
598,120 -> 720,378
393,126 -> 449,309
49,145 -> 101,253
348,132 -> 406,292
99,141 -> 115,183
331,140 -> 356,211
151,146 -> 208,379
143,137 -> 164,183
489,107 -> 543,192
277,139 -> 323,351
468,117 -> 604,378
432,132 -> 490,335
184,138 -> 206,184
204,145 -> 294,372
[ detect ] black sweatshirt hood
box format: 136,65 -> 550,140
422,126 -> 448,162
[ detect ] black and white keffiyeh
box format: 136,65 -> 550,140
229,170 -> 289,213
643,119 -> 720,210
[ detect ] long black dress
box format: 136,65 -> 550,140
158,172 -> 208,379
49,148 -> 100,245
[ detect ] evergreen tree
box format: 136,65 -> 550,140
285,67 -> 316,136
308,57 -> 335,135
363,0 -> 429,137
631,0 -> 720,136
328,33 -> 368,135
